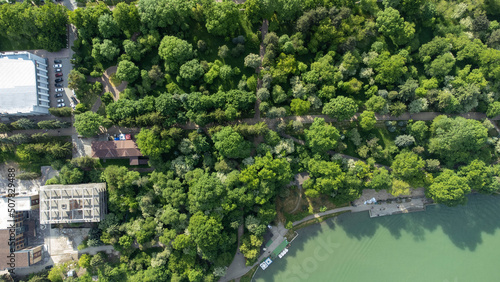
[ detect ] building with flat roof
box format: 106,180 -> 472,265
0,192 -> 43,270
39,183 -> 107,224
0,51 -> 50,116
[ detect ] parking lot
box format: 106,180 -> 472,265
46,57 -> 77,110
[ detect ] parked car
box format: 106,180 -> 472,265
53,64 -> 62,68
71,96 -> 79,104
55,93 -> 63,98
55,78 -> 63,83
54,59 -> 62,63
57,99 -> 64,103
55,88 -> 64,92
57,103 -> 66,108
54,83 -> 63,87
55,73 -> 63,77
55,68 -> 62,73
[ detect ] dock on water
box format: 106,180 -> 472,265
367,197 -> 427,218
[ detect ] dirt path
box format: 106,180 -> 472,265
289,172 -> 310,213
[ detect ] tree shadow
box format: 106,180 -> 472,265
336,194 -> 500,251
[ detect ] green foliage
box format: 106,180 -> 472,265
305,118 -> 340,155
304,158 -> 345,197
391,151 -> 425,186
0,3 -> 68,52
290,98 -> 311,115
368,168 -> 392,191
212,127 -> 252,159
359,111 -> 376,130
204,1 -> 240,36
116,60 -> 140,82
158,36 -> 194,73
429,116 -> 488,165
74,111 -> 103,137
487,101 -> 500,118
376,8 -> 415,46
322,96 -> 358,121
427,169 -> 470,206
365,95 -> 387,114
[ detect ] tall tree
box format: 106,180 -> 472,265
74,112 -> 103,137
427,169 -> 470,206
305,118 -> 340,155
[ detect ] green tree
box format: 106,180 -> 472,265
135,128 -> 174,159
204,0 -> 240,36
390,179 -> 411,196
429,116 -> 488,164
322,96 -> 358,121
305,118 -> 340,155
244,53 -> 262,69
290,98 -> 311,115
137,0 -> 193,31
487,101 -> 500,118
391,151 -> 425,186
303,158 -> 345,197
365,95 -> 387,113
179,59 -> 205,82
458,160 -> 500,194
368,168 -> 392,191
359,111 -> 376,130
426,53 -> 455,77
427,169 -> 470,206
239,152 -> 293,205
74,112 -> 103,137
374,52 -> 407,85
113,3 -> 140,35
376,7 -> 415,46
158,36 -> 194,73
116,60 -> 139,82
409,121 -> 428,142
212,127 -> 252,159
98,14 -> 120,38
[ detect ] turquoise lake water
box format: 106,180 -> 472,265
254,194 -> 500,282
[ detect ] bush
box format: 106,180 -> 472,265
394,135 -> 415,147
49,107 -> 73,117
16,172 -> 40,180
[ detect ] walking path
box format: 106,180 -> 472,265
220,223 -> 288,282
253,19 -> 269,120
289,172 -> 309,213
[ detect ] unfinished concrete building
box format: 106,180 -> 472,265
39,183 -> 107,224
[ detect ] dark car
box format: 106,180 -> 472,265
55,93 -> 63,98
54,83 -> 63,87
55,73 -> 63,77
45,265 -> 53,270
71,96 -> 79,104
54,59 -> 62,63
55,78 -> 63,83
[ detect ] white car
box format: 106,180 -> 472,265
57,103 -> 65,108
53,64 -> 62,68
55,88 -> 64,92
57,99 -> 64,103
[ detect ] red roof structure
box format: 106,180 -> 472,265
91,140 -> 143,159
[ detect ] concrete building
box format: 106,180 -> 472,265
0,51 -> 50,116
0,193 -> 43,270
39,183 -> 107,224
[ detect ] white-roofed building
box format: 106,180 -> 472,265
0,52 -> 50,116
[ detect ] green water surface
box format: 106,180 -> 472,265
255,195 -> 500,282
